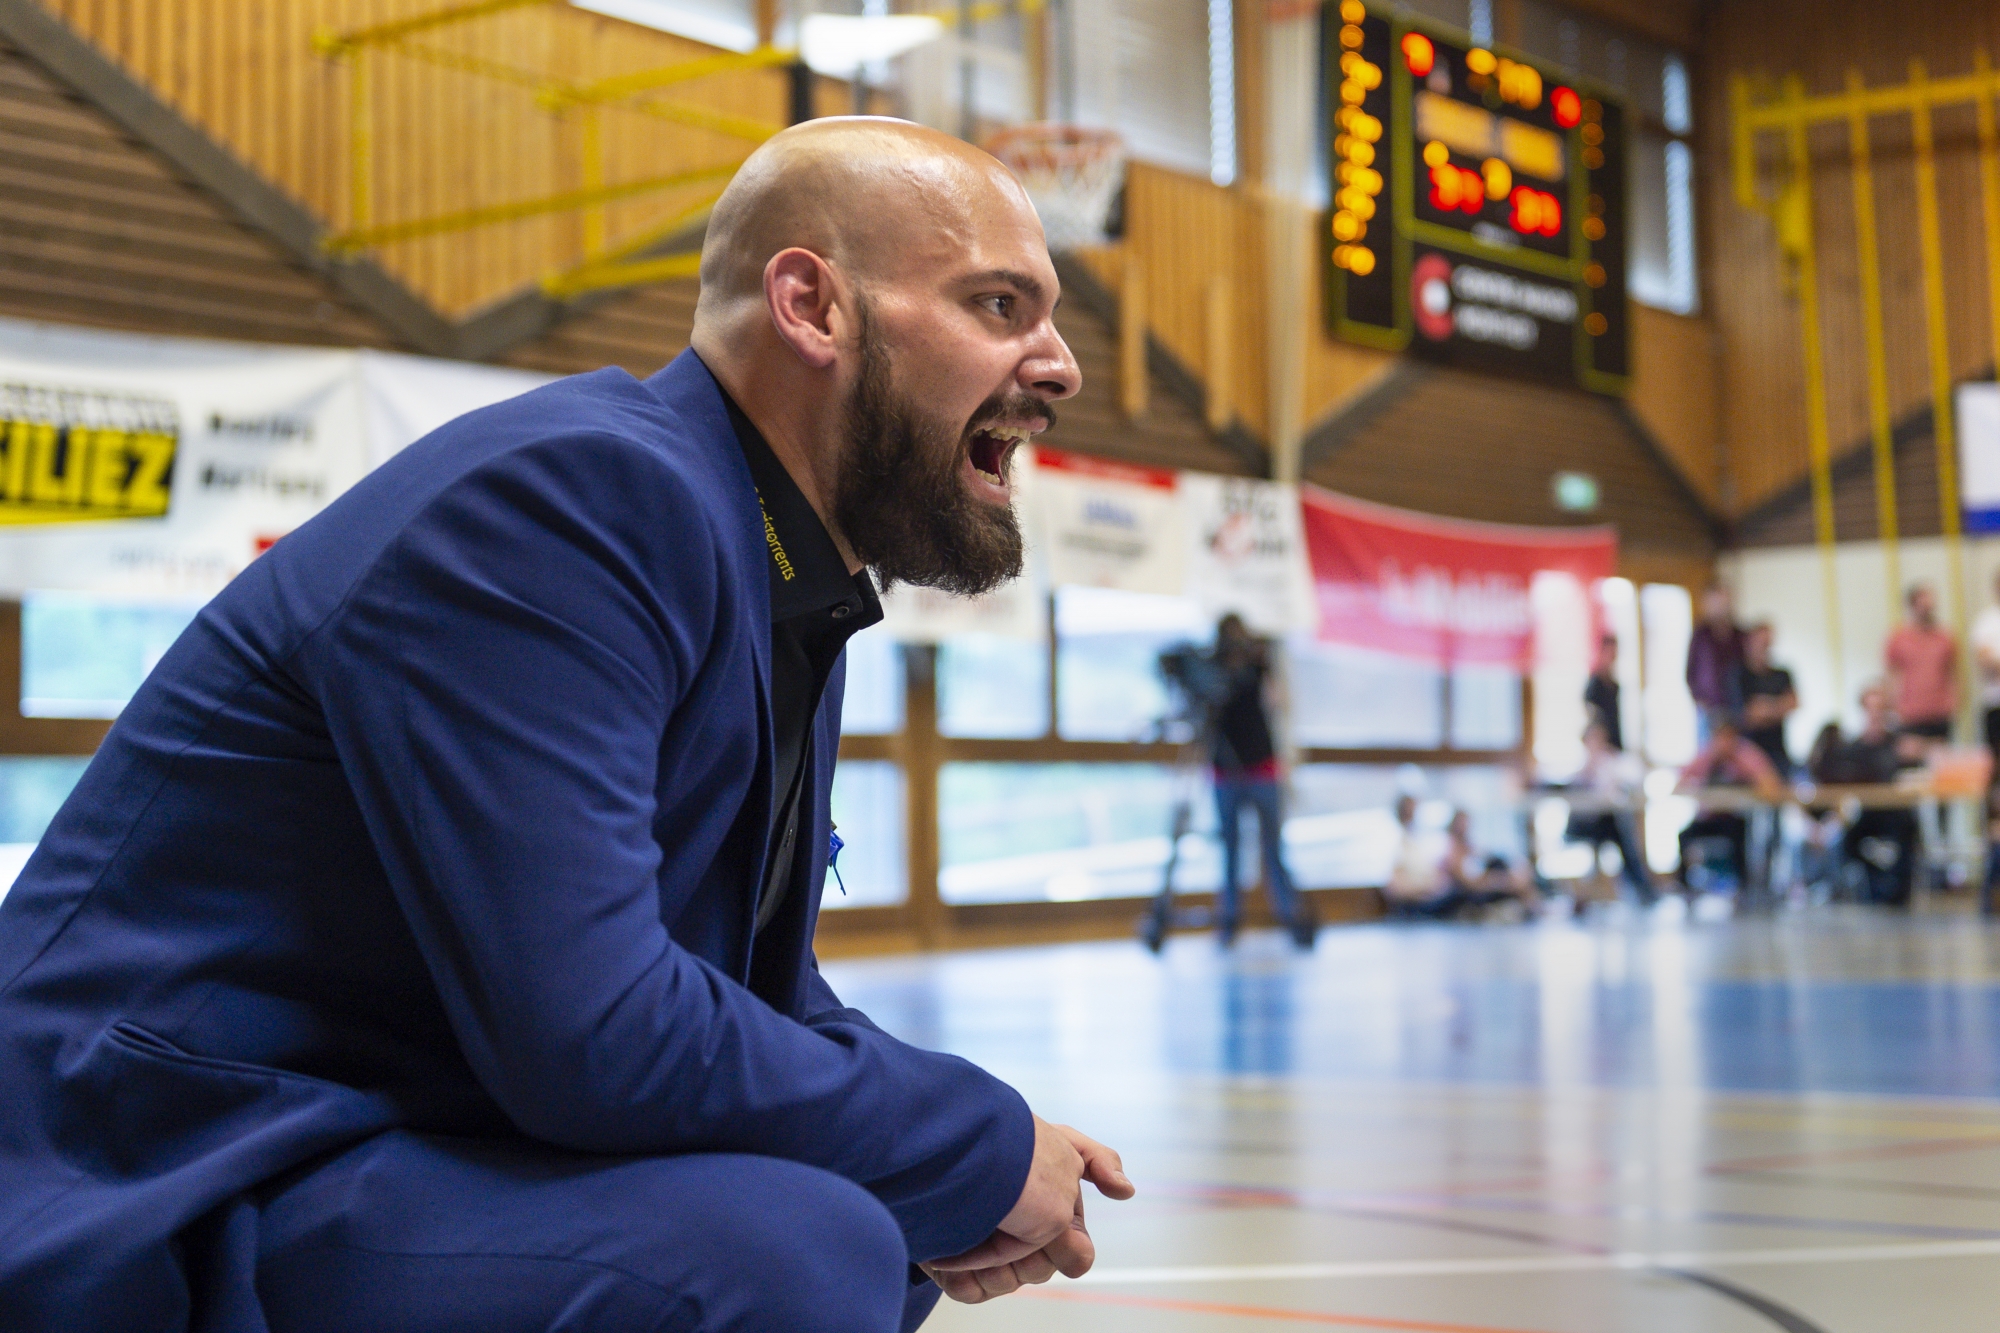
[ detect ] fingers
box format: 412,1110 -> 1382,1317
923,1230 -> 1044,1272
921,1249 -> 1065,1305
1054,1123 -> 1136,1200
922,1264 -> 990,1305
1011,1249 -> 1061,1285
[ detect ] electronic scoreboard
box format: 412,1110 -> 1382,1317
1324,0 -> 1628,394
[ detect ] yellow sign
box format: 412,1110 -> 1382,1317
0,385 -> 176,524
1415,91 -> 1566,182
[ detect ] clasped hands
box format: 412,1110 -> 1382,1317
920,1114 -> 1133,1304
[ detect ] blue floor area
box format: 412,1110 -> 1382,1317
826,912 -> 2000,1100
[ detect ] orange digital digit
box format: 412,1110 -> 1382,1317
1401,32 -> 1434,77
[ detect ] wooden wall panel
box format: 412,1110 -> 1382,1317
1627,304 -> 1721,508
1703,0 -> 2000,515
1304,365 -> 1716,567
1735,415 -> 1949,547
1076,165 -> 1272,440
0,37 -> 392,344
41,0 -> 794,318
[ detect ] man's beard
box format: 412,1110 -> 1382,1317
833,305 -> 1038,597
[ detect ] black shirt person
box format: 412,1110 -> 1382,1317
1207,614 -> 1316,948
1583,632 -> 1623,750
1739,621 -> 1798,776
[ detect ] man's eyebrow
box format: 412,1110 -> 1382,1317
960,268 -> 1052,306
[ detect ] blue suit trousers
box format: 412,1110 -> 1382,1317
252,1132 -> 942,1333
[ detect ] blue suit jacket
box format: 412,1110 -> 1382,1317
0,351 -> 1032,1330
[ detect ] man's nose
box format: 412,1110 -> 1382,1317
1021,323 -> 1081,402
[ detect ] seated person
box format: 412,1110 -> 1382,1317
1443,808 -> 1542,916
1385,794 -> 1450,913
1565,720 -> 1656,904
1811,683 -> 1923,905
1675,717 -> 1785,892
1382,797 -> 1534,920
0,120 -> 1133,1332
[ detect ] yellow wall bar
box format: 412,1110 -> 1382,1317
1785,75 -> 1844,708
349,49 -> 371,231
1909,60 -> 1970,706
1846,68 -> 1901,615
324,162 -> 741,252
542,250 -> 704,299
1740,65 -> 2000,130
580,107 -> 605,259
1979,52 -> 2000,387
1731,74 -> 1761,213
322,0 -> 553,54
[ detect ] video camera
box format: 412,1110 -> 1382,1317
1155,642 -> 1231,731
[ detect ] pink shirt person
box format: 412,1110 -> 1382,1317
1885,584 -> 1958,728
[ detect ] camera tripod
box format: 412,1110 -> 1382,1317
1136,704 -> 1320,944
1136,727 -> 1222,953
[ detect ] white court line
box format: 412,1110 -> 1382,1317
1077,1238 -> 2000,1285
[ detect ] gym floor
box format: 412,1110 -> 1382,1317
823,908 -> 2000,1332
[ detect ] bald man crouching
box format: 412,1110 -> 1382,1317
0,119 -> 1132,1333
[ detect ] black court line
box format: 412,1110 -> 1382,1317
1661,1269 -> 1833,1333
1304,1200 -> 1836,1333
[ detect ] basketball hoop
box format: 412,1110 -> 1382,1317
984,124 -> 1126,253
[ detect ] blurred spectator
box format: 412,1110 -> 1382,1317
1885,582 -> 1957,742
1810,682 -> 1922,906
1565,720 -> 1655,904
1971,570 -> 2000,771
1385,795 -> 1446,908
1583,632 -> 1623,750
1674,717 -> 1784,892
1739,622 -> 1798,776
1685,584 -> 1742,746
1208,614 -> 1314,948
1382,796 -> 1536,920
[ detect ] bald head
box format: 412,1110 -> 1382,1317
685,115 -> 1079,597
693,117 -> 1039,335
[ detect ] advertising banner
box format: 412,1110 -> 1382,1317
1032,446 -> 1185,596
1299,484 -> 1615,667
1179,474 -> 1316,635
0,318 -> 549,600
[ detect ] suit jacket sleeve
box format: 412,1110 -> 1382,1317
301,432 -> 1031,1260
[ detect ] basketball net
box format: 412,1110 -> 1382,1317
985,124 -> 1126,253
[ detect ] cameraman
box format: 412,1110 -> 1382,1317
1207,614 -> 1316,948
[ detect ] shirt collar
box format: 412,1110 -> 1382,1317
722,391 -> 880,626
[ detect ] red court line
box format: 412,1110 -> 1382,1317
1021,1289 -> 1567,1333
1705,1133 -> 2000,1175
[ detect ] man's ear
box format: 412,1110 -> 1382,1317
765,247 -> 841,370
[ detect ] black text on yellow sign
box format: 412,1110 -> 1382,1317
0,418 -> 176,524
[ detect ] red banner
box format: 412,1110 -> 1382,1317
1299,486 -> 1616,667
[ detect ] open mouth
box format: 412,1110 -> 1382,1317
967,423 -> 1034,486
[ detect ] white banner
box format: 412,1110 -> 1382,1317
0,317 -> 549,599
1032,446 -> 1185,596
1959,382 -> 2000,534
1179,474 -> 1315,635
357,349 -> 556,467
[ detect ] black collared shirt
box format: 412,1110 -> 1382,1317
723,394 -> 882,934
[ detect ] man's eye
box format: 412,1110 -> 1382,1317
979,295 -> 1013,317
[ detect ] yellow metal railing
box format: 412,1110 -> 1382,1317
1733,59 -> 2000,714
313,0 -> 1045,301
313,0 -> 789,297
